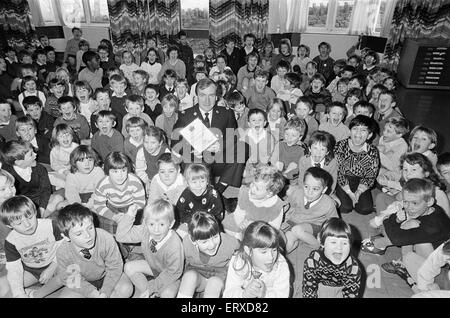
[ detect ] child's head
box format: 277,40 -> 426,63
126,116 -> 147,143
49,78 -> 66,98
247,108 -> 267,132
18,50 -> 33,64
364,50 -> 379,67
318,42 -> 331,57
51,123 -> 75,149
110,74 -> 127,96
21,76 -> 37,93
310,73 -> 326,93
254,70 -> 270,92
0,195 -> 37,235
94,88 -> 111,110
104,151 -> 131,186
341,65 -> 356,79
167,46 -> 180,61
297,44 -> 310,58
333,59 -> 347,76
175,78 -> 189,98
143,199 -> 175,242
15,116 -> 37,142
353,101 -> 375,118
0,100 -> 12,122
382,117 -> 409,143
400,152 -> 436,182
349,115 -> 376,147
162,69 -> 177,87
295,96 -> 314,119
204,46 -> 216,60
240,221 -> 281,273
97,44 -> 110,61
276,60 -> 290,79
303,167 -> 332,202
144,84 -> 159,102
245,52 -> 259,69
82,51 -> 100,70
78,39 -> 90,52
107,66 -> 121,79
122,50 -> 134,65
336,77 -> 350,97
348,74 -> 366,90
267,98 -> 286,122
184,163 -> 209,196
188,211 -> 221,256
378,91 -> 396,115
226,91 -> 246,117
143,126 -> 166,155
146,47 -> 159,64
35,49 -> 47,65
409,125 -> 437,154
327,102 -> 347,127
20,64 -> 37,78
22,96 -> 43,121
125,94 -> 145,117
438,153 -> 450,185
133,69 -> 149,88
318,218 -> 352,265
194,67 -> 208,82
1,140 -> 36,168
347,54 -> 361,68
243,33 -> 256,47
308,130 -> 336,164
57,203 -> 97,249
161,94 -> 178,118
70,145 -> 101,174
279,38 -> 292,56
368,83 -> 387,104
383,76 -> 396,91
95,110 -> 117,135
402,178 -> 435,219
345,88 -> 364,108
284,72 -> 301,89
39,34 -> 49,47
194,55 -> 206,69
74,80 -> 93,103
250,165 -> 284,201
157,152 -> 180,187
0,169 -> 16,204
306,61 -> 318,77
284,117 -> 306,146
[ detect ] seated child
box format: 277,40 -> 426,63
277,72 -> 303,110
93,151 -> 146,235
148,153 -> 187,205
54,96 -> 91,144
0,195 -> 63,298
176,164 -> 224,236
332,77 -> 349,103
275,117 -> 306,182
318,102 -> 350,142
155,94 -> 179,141
22,96 -> 54,139
0,100 -> 18,142
74,80 -> 98,123
226,91 -> 249,136
343,88 -> 365,125
270,60 -> 290,95
91,110 -> 124,161
121,95 -> 154,138
143,84 -> 162,124
303,73 -> 332,123
292,97 -> 318,143
266,98 -> 287,142
177,211 -> 239,298
158,69 -> 177,101
368,83 -> 387,107
302,218 -> 362,298
109,74 -> 129,118
375,91 -> 402,132
0,170 -> 16,265
18,76 -> 46,114
409,125 -> 438,168
91,87 -> 123,135
131,69 -> 148,97
346,100 -> 376,125
223,221 -> 290,298
300,61 -> 317,93
55,203 -> 130,298
15,116 -> 51,165
115,199 -> 184,298
2,141 -> 63,218
284,167 -> 338,252
243,70 -> 276,111
175,78 -> 193,111
123,117 -> 146,165
222,165 -> 287,240
120,51 -> 140,85
437,153 -> 450,201
65,145 -> 105,208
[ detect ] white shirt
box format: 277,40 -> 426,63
13,165 -> 32,182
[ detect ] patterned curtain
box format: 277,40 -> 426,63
210,0 -> 269,52
383,0 -> 450,71
0,0 -> 35,50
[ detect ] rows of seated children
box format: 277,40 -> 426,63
0,32 -> 449,298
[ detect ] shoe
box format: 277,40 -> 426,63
381,260 -> 406,275
361,236 -> 386,255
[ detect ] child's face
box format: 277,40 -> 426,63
403,190 -> 432,219
250,247 -> 278,273
354,106 -> 372,118
410,131 -> 435,154
0,177 -> 16,203
234,103 -> 246,116
97,116 -> 114,135
310,142 -> 328,163
67,217 -> 97,249
306,64 -> 317,76
280,44 -> 290,55
24,80 -> 37,92
247,56 -> 258,69
319,44 -> 330,57
245,37 -> 255,47
57,131 -> 73,148
40,37 -> 49,47
76,88 -> 90,103
382,123 -> 401,143
276,67 -> 287,78
96,92 -> 111,110
147,50 -> 157,63
350,125 -> 371,147
165,77 -> 175,87
341,70 -> 353,79
158,162 -> 178,187
268,103 -> 282,122
51,84 -> 65,98
248,113 -> 266,132
144,135 -> 162,155
9,212 -> 38,236
249,179 -> 271,201
60,102 -> 76,120
370,88 -> 382,101
384,78 -> 395,91
298,47 -> 307,57
37,54 -> 47,65
439,164 -> 450,184
195,73 -> 207,82
284,128 -> 301,147
76,156 -> 95,174
47,51 -> 56,63
176,84 -> 187,97
147,39 -> 156,48
402,162 -> 427,181
145,88 -> 158,101
187,174 -> 208,196
337,83 -> 348,96
254,76 -> 268,92
205,49 -> 214,59
378,94 -> 394,114
304,174 -> 327,202
169,50 -> 178,60
98,49 -> 109,61
348,79 -> 361,90
0,104 -> 11,121
364,54 -> 376,66
348,57 -> 359,68
346,95 -> 359,108
145,214 -> 173,242
126,102 -> 143,117
133,73 -> 145,87
17,124 -> 36,142
328,106 -> 345,127
295,102 -> 311,119
226,41 -> 235,50
16,149 -> 37,168
21,55 -> 33,64
195,234 -> 221,256
162,103 -> 176,118
216,57 -> 226,70
323,236 -> 350,265
128,126 -> 144,143
311,79 -> 323,92
25,104 -> 42,121
123,52 -> 133,65
109,167 -> 129,186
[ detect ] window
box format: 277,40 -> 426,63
308,0 -> 328,28
374,0 -> 387,33
88,0 -> 110,23
38,0 -> 56,23
60,0 -> 87,26
335,0 -> 354,29
180,0 -> 209,30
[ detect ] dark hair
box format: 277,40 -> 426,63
400,152 -> 444,190
307,130 -> 336,164
437,152 -> 450,168
285,72 -> 301,88
402,178 -> 435,202
104,151 -> 132,175
57,203 -> 94,236
225,91 -> 246,109
353,100 -> 375,116
349,74 -> 367,90
341,65 -> 356,76
82,51 -> 99,65
70,145 -> 102,173
248,108 -> 267,122
318,217 -> 353,245
304,167 -> 333,194
349,115 -> 377,134
276,60 -> 290,71
188,211 -> 221,241
22,96 -> 43,109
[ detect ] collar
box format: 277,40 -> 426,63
13,165 -> 32,178
99,129 -> 114,137
304,194 -> 323,208
379,108 -> 393,117
247,128 -> 267,144
249,194 -> 278,207
30,137 -> 38,149
129,138 -> 143,147
112,92 -> 127,97
310,157 -> 325,167
150,229 -> 173,251
199,108 -> 213,120
63,113 -> 77,121
348,138 -> 369,152
165,85 -> 174,91
155,173 -> 185,192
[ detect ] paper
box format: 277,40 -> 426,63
180,117 -> 218,153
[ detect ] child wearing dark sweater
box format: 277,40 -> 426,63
91,110 -> 124,161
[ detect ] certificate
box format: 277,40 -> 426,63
180,118 -> 218,153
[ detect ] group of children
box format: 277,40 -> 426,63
0,30 -> 449,298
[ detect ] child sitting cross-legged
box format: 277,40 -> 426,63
15,115 -> 51,166
266,98 -> 287,142
155,94 -> 179,142
177,211 -> 239,298
121,94 -> 154,138
0,195 -> 63,298
115,199 -> 184,298
55,203 -> 131,298
91,110 -> 124,161
302,218 -> 362,298
0,170 -> 16,266
22,96 -> 54,139
54,96 -> 91,144
222,165 -> 287,241
292,96 -> 318,143
283,167 -> 338,252
123,117 -> 147,166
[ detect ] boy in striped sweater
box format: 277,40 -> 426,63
93,151 -> 146,235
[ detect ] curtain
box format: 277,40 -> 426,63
210,0 -> 269,52
268,0 -> 308,33
348,0 -> 381,35
383,0 -> 450,71
0,0 -> 35,49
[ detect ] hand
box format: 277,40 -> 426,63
127,204 -> 139,218
39,263 -> 57,284
400,219 -> 421,230
242,279 -> 261,298
274,161 -> 284,171
346,191 -> 357,205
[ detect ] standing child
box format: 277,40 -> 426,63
120,51 -> 140,85
302,218 -> 362,298
158,69 -> 177,101
277,72 -> 303,110
312,42 -> 335,85
44,79 -> 66,119
319,102 -> 350,142
55,204 -> 130,298
116,199 -> 184,298
18,76 -> 46,114
293,96 -> 319,142
22,96 -> 54,139
74,80 -> 97,123
65,145 -> 105,208
123,117 -> 146,165
155,94 -> 179,141
223,221 -> 290,298
177,211 -> 239,298
266,98 -> 287,142
175,78 -> 193,111
409,125 -> 438,168
121,95 -> 154,137
93,151 -> 146,235
54,96 -> 91,143
78,51 -> 103,91
91,110 -> 124,161
0,196 -> 63,298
